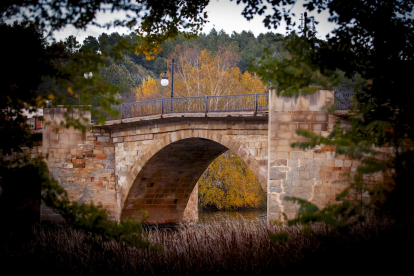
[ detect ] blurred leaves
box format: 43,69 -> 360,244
0,21 -> 149,247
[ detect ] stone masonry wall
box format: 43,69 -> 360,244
267,90 -> 362,221
182,183 -> 198,225
42,108 -> 117,221
327,113 -> 389,203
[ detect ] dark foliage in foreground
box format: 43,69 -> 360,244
1,215 -> 413,275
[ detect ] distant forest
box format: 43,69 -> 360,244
77,29 -> 286,103
77,28 -> 356,104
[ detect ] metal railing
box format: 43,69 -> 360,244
96,93 -> 269,121
28,117 -> 42,130
335,90 -> 355,110
92,91 -> 355,122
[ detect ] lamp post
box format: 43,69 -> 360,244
300,12 -> 316,39
82,72 -> 93,103
160,59 -> 174,112
299,12 -> 309,38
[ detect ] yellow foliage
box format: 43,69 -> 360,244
132,45 -> 267,102
134,76 -> 159,101
135,40 -> 163,60
198,151 -> 265,210
170,45 -> 267,97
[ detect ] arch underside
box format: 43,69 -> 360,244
121,138 -> 228,224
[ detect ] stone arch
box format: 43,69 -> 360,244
118,129 -> 267,224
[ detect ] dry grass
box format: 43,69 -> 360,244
1,214 -> 413,275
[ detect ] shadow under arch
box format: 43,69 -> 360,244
120,134 -> 267,224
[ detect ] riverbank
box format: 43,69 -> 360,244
1,214 -> 413,275
198,208 -> 266,224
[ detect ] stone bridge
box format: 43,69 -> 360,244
42,90 -> 359,224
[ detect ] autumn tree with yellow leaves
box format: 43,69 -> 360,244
168,44 -> 266,97
198,151 -> 265,210
134,76 -> 162,101
135,43 -> 267,101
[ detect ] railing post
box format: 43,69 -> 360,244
254,93 -> 258,115
205,95 -> 208,115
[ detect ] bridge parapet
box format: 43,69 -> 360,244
93,93 -> 269,122
334,90 -> 355,110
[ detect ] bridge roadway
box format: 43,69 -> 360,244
42,91 -> 362,224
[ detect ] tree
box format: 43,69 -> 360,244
170,44 -> 267,97
133,43 -> 267,100
134,76 -> 161,101
0,21 -> 152,248
100,54 -> 153,103
81,36 -> 100,54
252,0 -> 414,224
199,151 -> 265,210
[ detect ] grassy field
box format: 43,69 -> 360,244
1,214 -> 413,275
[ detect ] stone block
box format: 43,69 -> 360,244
277,131 -> 293,139
96,154 -> 107,160
277,114 -> 292,122
73,163 -> 85,168
312,123 -> 327,131
311,171 -> 319,179
289,124 -> 298,131
107,153 -> 115,160
300,179 -> 313,187
334,159 -> 344,167
269,169 -> 286,180
278,123 -> 289,131
305,114 -> 314,122
277,139 -> 290,146
287,171 -> 299,180
292,114 -> 306,122
300,171 -> 310,180
97,136 -> 110,143
326,152 -> 335,160
303,152 -> 314,159
277,146 -> 291,152
321,145 -> 336,151
269,185 -> 283,193
298,123 -> 310,130
288,159 -> 299,167
290,151 -> 303,159
314,113 -> 328,122
314,152 -> 326,159
113,137 -> 123,143
283,179 -> 292,186
269,205 -> 280,214
274,150 -> 288,159
270,159 -> 287,166
344,160 -> 352,167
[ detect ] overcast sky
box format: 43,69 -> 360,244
53,0 -> 336,43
